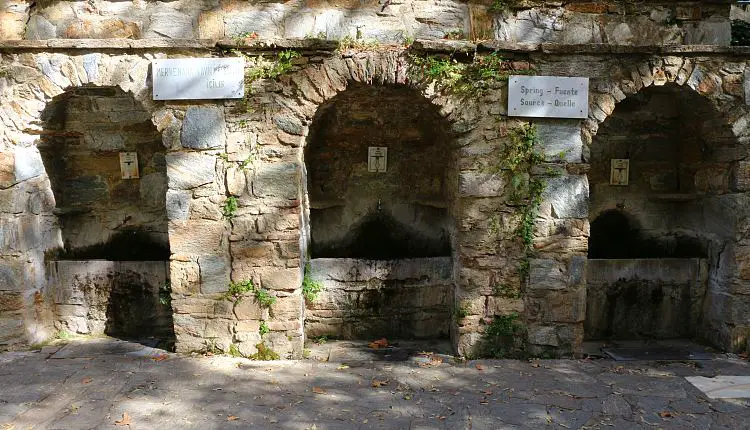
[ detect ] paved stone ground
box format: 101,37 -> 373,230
1,338 -> 749,429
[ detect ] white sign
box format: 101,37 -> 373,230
152,58 -> 245,100
610,159 -> 629,186
119,152 -> 139,179
368,147 -> 387,173
508,76 -> 589,119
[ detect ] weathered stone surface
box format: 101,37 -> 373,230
166,153 -> 216,190
14,146 -> 45,183
139,173 -> 168,207
273,114 -> 304,136
460,172 -> 505,197
226,167 -> 246,196
543,175 -> 588,219
25,15 -> 56,40
684,18 -> 731,45
181,106 -> 225,150
535,121 -> 583,163
252,163 -> 299,199
169,220 -> 225,255
198,255 -> 230,294
144,10 -> 194,39
260,267 -> 301,291
0,152 -> 15,189
166,190 -> 191,220
529,259 -> 567,291
234,300 -> 262,320
528,325 -> 559,347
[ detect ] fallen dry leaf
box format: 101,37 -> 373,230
368,338 -> 389,349
312,386 -> 327,394
114,412 -> 132,426
151,354 -> 169,362
475,364 -> 486,371
659,411 -> 673,418
227,415 -> 239,421
81,377 -> 92,384
371,379 -> 389,388
481,390 -> 493,395
336,364 -> 349,370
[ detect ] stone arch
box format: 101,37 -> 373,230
262,50 -> 478,348
583,56 -> 750,351
0,53 -> 177,348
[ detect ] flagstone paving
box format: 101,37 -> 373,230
0,338 -> 749,429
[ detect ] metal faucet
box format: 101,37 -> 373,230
377,198 -> 382,212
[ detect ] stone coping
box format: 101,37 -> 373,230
2,38 -> 750,57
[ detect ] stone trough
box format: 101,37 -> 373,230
45,261 -> 173,343
304,257 -> 454,341
585,258 -> 708,341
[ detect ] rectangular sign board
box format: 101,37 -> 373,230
368,147 -> 387,173
119,152 -> 139,179
508,75 -> 589,119
152,57 -> 244,100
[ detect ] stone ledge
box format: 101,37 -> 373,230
0,39 -> 216,51
1,38 -> 750,57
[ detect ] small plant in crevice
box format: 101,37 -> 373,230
222,196 -> 239,219
443,29 -> 465,40
201,338 -> 222,355
224,279 -> 277,309
56,330 -> 72,340
489,0 -> 516,13
301,264 -> 323,303
410,52 -> 534,96
337,35 -> 381,51
225,279 -> 255,302
493,283 -> 520,299
482,313 -> 526,358
254,288 -> 277,308
250,342 -> 280,360
228,343 -> 243,358
454,303 -> 470,320
311,335 -> 329,345
259,321 -> 270,336
159,280 -> 172,309
229,48 -> 301,114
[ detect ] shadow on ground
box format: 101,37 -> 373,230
1,338 -> 749,429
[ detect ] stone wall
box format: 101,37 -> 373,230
305,257 -> 453,339
0,1 -> 733,46
497,1 -> 731,45
2,38 -> 750,356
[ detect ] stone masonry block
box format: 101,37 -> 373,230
198,254 -> 230,294
181,106 -> 225,150
166,152 -> 216,190
535,120 -> 583,163
543,175 -> 589,219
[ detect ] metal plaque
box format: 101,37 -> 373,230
152,57 -> 245,100
508,75 -> 589,119
119,152 -> 139,179
610,159 -> 629,186
368,147 -> 387,173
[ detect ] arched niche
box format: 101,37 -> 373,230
302,83 -> 458,341
37,86 -> 173,347
586,83 -> 740,346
